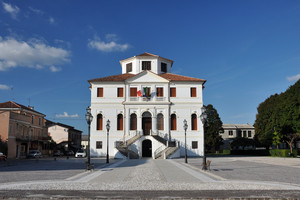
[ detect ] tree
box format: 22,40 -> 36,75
203,104 -> 223,153
272,131 -> 282,149
254,79 -> 300,153
230,137 -> 255,150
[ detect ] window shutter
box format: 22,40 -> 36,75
170,88 -> 176,97
97,114 -> 103,130
117,114 -> 123,130
97,88 -> 103,97
130,88 -> 137,97
118,88 -> 124,97
192,114 -> 197,130
191,87 -> 196,97
157,87 -> 163,97
130,114 -> 137,130
171,114 -> 177,130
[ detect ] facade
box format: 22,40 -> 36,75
0,101 -> 49,159
88,53 -> 206,159
81,135 -> 88,151
47,121 -> 82,152
220,123 -> 255,150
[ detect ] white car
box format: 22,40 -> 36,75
75,150 -> 86,158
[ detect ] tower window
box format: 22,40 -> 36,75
126,63 -> 132,73
161,62 -> 167,73
142,61 -> 151,70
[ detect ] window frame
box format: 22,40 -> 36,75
171,114 -> 177,131
157,113 -> 164,130
117,114 -> 123,131
142,61 -> 151,70
161,62 -> 167,73
130,88 -> 137,97
191,87 -> 197,97
156,87 -> 164,97
191,114 -> 197,130
97,114 -> 103,131
130,113 -> 137,130
117,88 -> 124,97
192,141 -> 198,149
126,63 -> 132,73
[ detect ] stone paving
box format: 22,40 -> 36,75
0,157 -> 300,192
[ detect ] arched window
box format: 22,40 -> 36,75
117,114 -> 123,130
157,113 -> 164,130
97,114 -> 103,130
191,114 -> 197,130
130,113 -> 137,130
171,114 -> 177,130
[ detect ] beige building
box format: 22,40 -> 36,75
0,101 -> 49,159
46,121 -> 82,152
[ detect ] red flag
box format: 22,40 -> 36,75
137,90 -> 142,97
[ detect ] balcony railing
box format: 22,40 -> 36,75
128,96 -> 167,102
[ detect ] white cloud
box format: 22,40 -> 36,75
28,6 -> 43,15
287,74 -> 300,82
88,34 -> 129,52
2,2 -> 20,19
49,17 -> 55,24
56,112 -> 79,118
0,84 -> 11,90
50,66 -> 61,72
0,36 -> 70,72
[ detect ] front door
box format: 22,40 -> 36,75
142,111 -> 152,135
142,140 -> 152,157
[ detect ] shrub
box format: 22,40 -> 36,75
230,149 -> 270,156
269,149 -> 298,157
222,149 -> 231,155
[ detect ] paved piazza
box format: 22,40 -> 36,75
0,156 -> 300,199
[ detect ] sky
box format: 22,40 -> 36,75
0,0 -> 299,134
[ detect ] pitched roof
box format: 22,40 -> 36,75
88,72 -> 206,83
120,52 -> 174,65
88,73 -> 135,83
158,73 -> 206,82
0,101 -> 45,116
223,123 -> 254,129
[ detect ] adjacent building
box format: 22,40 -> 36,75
46,121 -> 82,152
88,53 -> 206,159
0,101 -> 49,158
220,123 -> 255,149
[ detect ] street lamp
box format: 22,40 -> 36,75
183,119 -> 188,163
200,106 -> 207,170
85,107 -> 93,170
106,119 -> 110,163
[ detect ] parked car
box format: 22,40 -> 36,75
53,150 -> 64,157
27,150 -> 42,158
75,150 -> 86,158
0,152 -> 7,161
66,150 -> 74,156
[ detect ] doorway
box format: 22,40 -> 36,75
142,139 -> 152,157
142,111 -> 152,135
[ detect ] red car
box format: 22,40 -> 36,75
0,152 -> 7,161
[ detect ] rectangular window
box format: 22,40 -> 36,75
126,63 -> 132,73
117,88 -> 124,97
142,61 -> 151,70
192,141 -> 198,149
248,131 -> 252,138
243,131 -> 247,137
97,88 -> 103,97
170,88 -> 176,97
237,130 -> 242,137
191,87 -> 197,97
229,130 -> 233,136
156,87 -> 164,97
130,88 -> 137,97
161,62 -> 167,73
96,141 -> 102,149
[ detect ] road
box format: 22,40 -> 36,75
0,156 -> 300,199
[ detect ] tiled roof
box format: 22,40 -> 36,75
88,73 -> 135,82
88,72 -> 206,83
223,123 -> 254,129
137,52 -> 158,57
0,101 -> 45,116
158,73 -> 206,82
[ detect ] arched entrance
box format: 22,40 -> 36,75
142,111 -> 152,135
142,139 -> 152,157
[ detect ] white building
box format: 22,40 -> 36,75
88,53 -> 206,159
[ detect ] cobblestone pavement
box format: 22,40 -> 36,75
0,157 -> 300,199
184,156 -> 300,185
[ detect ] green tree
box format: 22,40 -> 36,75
254,79 -> 300,153
203,104 -> 223,153
230,137 -> 255,150
272,131 -> 282,149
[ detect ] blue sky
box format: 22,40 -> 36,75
0,0 -> 299,134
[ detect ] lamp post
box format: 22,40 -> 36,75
183,119 -> 188,163
106,119 -> 110,163
85,107 -> 93,171
200,106 -> 207,170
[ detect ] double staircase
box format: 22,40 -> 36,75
115,131 -> 179,159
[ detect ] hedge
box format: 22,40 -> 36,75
269,149 -> 298,157
230,149 -> 270,156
